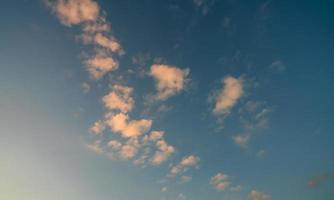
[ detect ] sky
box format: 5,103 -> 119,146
0,0 -> 334,200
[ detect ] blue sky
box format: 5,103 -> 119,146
0,0 -> 334,200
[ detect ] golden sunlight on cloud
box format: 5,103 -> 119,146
169,155 -> 200,177
149,64 -> 190,101
105,112 -> 152,138
48,0 -> 99,26
102,85 -> 135,113
213,76 -> 243,114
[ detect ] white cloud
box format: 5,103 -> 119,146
47,0 -> 123,80
213,76 -> 243,114
105,112 -> 152,138
169,155 -> 200,177
232,134 -> 250,148
248,190 -> 271,200
94,33 -> 121,53
86,53 -> 118,80
151,139 -> 175,165
180,175 -> 192,183
89,120 -> 105,135
48,0 -> 100,26
149,64 -> 190,101
210,173 -> 230,191
102,85 -> 134,113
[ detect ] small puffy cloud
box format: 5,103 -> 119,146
232,134 -> 250,148
48,0 -> 100,26
210,173 -> 230,191
102,85 -> 134,113
89,120 -> 105,135
149,131 -> 164,141
169,155 -> 200,176
94,33 -> 121,53
86,54 -> 118,79
149,64 -> 190,101
105,112 -> 152,138
151,139 -> 175,165
213,76 -> 243,114
248,190 -> 271,200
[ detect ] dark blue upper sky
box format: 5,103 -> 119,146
1,0 -> 334,200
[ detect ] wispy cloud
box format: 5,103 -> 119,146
248,190 -> 271,200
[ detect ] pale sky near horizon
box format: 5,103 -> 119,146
1,0 -> 334,200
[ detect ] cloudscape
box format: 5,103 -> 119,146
1,0 -> 333,200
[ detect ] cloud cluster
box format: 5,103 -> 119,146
89,129 -> 175,165
149,64 -> 190,101
213,76 -> 243,115
105,112 -> 152,138
86,82 -> 175,165
248,190 -> 271,200
47,0 -> 122,80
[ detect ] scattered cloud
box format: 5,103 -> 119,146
169,155 -> 200,177
102,85 -> 134,113
213,76 -> 243,115
149,64 -> 190,101
89,120 -> 105,135
86,52 -> 118,80
210,173 -> 231,191
47,0 -> 99,26
248,190 -> 271,200
232,134 -> 250,148
151,139 -> 175,165
47,0 -> 122,80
